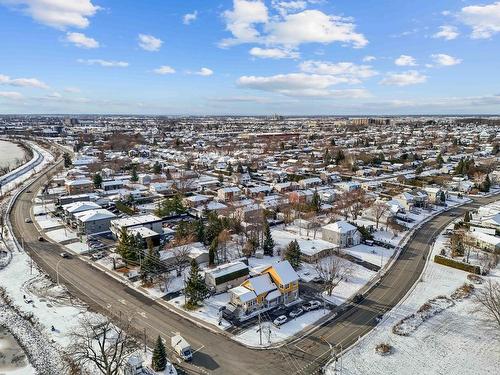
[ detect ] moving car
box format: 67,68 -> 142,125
38,236 -> 45,242
303,300 -> 322,311
60,252 -> 70,258
24,217 -> 32,223
273,315 -> 288,326
289,307 -> 304,318
353,294 -> 364,303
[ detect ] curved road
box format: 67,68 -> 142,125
9,155 -> 499,375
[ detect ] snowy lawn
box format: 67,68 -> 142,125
45,227 -> 78,243
167,293 -> 231,329
65,242 -> 91,254
234,309 -> 329,348
34,214 -> 62,230
271,228 -> 335,257
327,214 -> 500,375
344,244 -> 394,268
320,258 -> 376,306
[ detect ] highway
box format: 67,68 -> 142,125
8,155 -> 499,375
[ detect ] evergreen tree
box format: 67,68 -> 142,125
236,162 -> 244,174
227,162 -> 233,175
209,238 -> 217,266
311,189 -> 321,213
218,173 -> 223,184
262,221 -> 275,256
184,259 -> 208,307
195,220 -> 205,243
130,165 -> 139,182
63,152 -> 72,168
284,240 -> 302,270
141,239 -> 160,281
481,175 -> 491,192
151,335 -> 167,371
152,161 -> 161,174
436,153 -> 444,167
93,173 -> 103,189
330,138 -> 336,146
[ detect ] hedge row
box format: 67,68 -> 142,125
434,254 -> 481,274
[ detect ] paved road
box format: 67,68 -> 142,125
9,156 -> 499,375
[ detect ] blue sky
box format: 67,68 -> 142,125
0,0 -> 499,115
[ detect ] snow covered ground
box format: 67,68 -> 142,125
234,309 -> 329,348
45,227 -> 78,243
327,213 -> 500,375
344,244 -> 394,268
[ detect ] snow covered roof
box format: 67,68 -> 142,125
243,274 -> 277,296
74,209 -> 116,222
63,201 -> 101,213
269,260 -> 298,285
265,289 -> 282,301
323,220 -> 357,233
230,286 -> 256,303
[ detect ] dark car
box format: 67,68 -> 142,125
353,294 -> 364,303
38,236 -> 45,242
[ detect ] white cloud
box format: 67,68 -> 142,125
183,10 -> 198,25
362,55 -> 376,62
0,73 -> 49,89
433,25 -> 459,40
138,34 -> 163,52
0,0 -> 100,29
237,73 -> 369,97
431,53 -> 462,66
153,65 -> 176,75
249,47 -> 299,59
64,87 -> 81,93
221,0 -> 269,46
65,32 -> 99,48
194,68 -> 214,76
221,1 -> 367,48
272,0 -> 307,16
299,60 -> 377,82
459,2 -> 500,39
380,70 -> 427,86
0,91 -> 23,100
77,59 -> 129,67
394,55 -> 417,66
265,10 -> 368,48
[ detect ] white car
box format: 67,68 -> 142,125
273,315 -> 288,326
303,300 -> 322,311
289,308 -> 304,318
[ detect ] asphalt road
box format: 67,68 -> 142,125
9,158 -> 499,375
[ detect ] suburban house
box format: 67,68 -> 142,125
322,220 -> 362,247
227,260 -> 299,318
261,261 -> 299,305
65,178 -> 94,195
217,186 -> 241,202
424,187 -> 446,205
287,189 -> 314,204
74,209 -> 116,235
110,214 -> 163,239
62,201 -> 101,222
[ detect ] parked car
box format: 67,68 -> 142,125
303,300 -> 322,311
375,314 -> 384,323
353,294 -> 364,303
289,308 -> 303,318
273,315 -> 288,326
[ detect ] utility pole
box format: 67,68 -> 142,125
143,327 -> 147,353
258,311 -> 262,346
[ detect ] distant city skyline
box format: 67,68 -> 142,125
0,0 -> 499,115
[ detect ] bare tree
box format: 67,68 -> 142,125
315,256 -> 353,296
372,201 -> 388,229
172,245 -> 190,277
348,189 -> 368,220
68,315 -> 140,375
474,280 -> 500,329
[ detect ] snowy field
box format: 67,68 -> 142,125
167,292 -> 232,329
34,214 -> 62,230
344,244 -> 394,268
45,227 -> 78,243
234,309 -> 329,348
327,217 -> 500,375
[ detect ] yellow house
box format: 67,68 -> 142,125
229,274 -> 280,315
262,261 -> 299,305
228,260 -> 300,318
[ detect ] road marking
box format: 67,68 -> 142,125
192,345 -> 205,354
